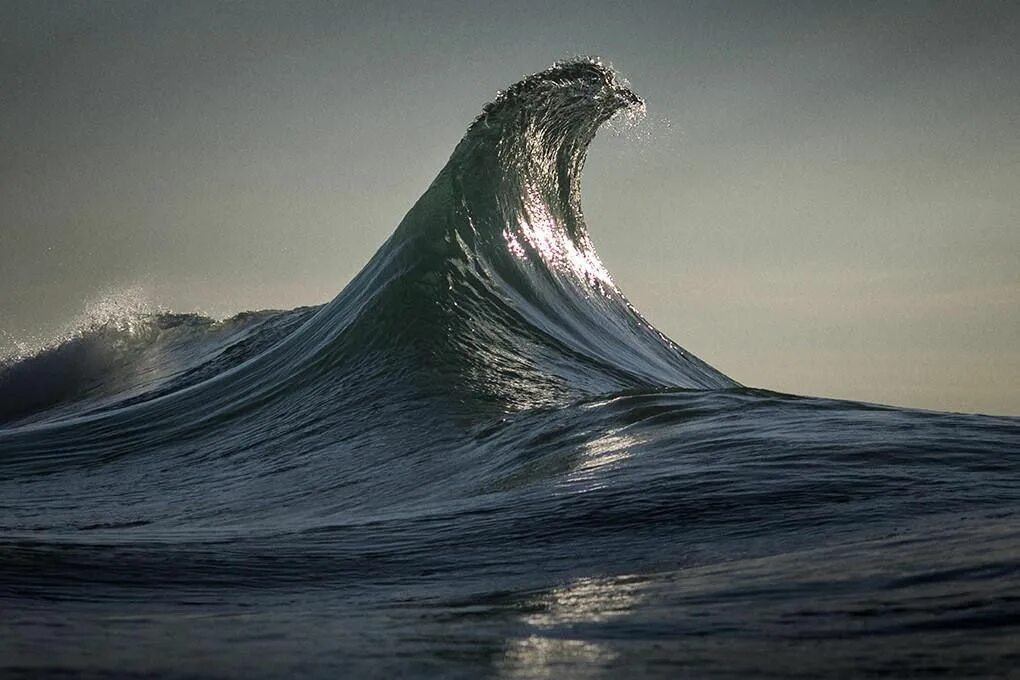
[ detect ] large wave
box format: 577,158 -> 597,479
0,59 -> 734,455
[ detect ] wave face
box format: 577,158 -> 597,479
1,59 -> 1018,679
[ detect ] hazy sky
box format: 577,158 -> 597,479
2,1 -> 1018,415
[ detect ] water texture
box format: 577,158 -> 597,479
1,59 -> 1018,679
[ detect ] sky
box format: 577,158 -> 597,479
1,0 -> 1017,415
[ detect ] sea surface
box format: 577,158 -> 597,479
2,59 -> 1018,678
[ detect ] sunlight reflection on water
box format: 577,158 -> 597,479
500,574 -> 644,678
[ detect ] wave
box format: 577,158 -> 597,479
0,305 -> 315,425
0,59 -> 732,440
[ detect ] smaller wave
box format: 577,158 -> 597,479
1,289 -> 164,421
0,289 -> 314,425
0,287 -> 164,364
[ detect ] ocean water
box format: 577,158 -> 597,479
1,59 -> 1018,679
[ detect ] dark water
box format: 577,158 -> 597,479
2,59 -> 1018,678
